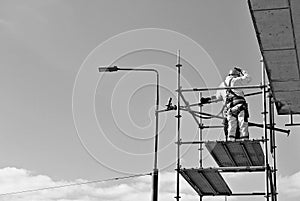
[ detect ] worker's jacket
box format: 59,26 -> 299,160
216,71 -> 251,118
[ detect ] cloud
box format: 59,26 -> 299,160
0,167 -> 231,201
0,167 -> 200,201
6,167 -> 300,201
278,171 -> 300,200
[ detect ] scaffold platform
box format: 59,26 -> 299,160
180,168 -> 232,196
205,140 -> 265,167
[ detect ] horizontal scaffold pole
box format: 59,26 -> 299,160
186,91 -> 262,108
197,193 -> 266,197
180,108 -> 290,135
178,139 -> 266,144
187,166 -> 266,172
177,84 -> 267,92
231,193 -> 266,196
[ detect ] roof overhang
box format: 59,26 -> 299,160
248,0 -> 300,115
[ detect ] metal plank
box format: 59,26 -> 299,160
206,141 -> 265,167
241,143 -> 254,166
254,9 -> 294,50
179,170 -> 203,196
214,166 -> 265,172
243,141 -> 265,166
226,142 -> 251,166
180,169 -> 232,196
222,142 -> 238,166
205,141 -> 236,167
250,0 -> 289,10
182,169 -> 216,195
202,169 -> 232,195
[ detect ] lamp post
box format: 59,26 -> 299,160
98,66 -> 160,201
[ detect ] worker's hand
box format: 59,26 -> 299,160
200,97 -> 211,104
234,67 -> 242,73
234,67 -> 244,76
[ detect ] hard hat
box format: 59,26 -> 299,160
228,68 -> 241,76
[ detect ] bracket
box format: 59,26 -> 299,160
285,112 -> 300,127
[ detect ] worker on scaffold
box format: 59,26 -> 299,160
201,67 -> 251,141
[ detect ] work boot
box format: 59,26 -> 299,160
240,136 -> 249,141
228,136 -> 236,141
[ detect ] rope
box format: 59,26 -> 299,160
0,172 -> 152,197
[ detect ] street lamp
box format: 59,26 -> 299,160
98,66 -> 160,201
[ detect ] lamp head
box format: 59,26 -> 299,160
98,66 -> 119,72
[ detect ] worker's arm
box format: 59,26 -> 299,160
236,70 -> 251,84
212,82 -> 225,102
200,95 -> 223,104
211,95 -> 223,102
200,83 -> 224,104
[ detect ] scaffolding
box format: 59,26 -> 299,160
174,51 -> 290,201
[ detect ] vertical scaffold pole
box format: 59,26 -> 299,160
272,103 -> 277,201
269,92 -> 277,201
269,92 -> 274,156
261,58 -> 270,201
268,91 -> 274,201
199,92 -> 203,168
175,50 -> 182,201
199,92 -> 203,201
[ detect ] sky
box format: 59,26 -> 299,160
0,0 -> 300,201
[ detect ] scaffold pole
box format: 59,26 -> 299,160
261,58 -> 270,201
175,50 -> 182,201
199,92 -> 203,201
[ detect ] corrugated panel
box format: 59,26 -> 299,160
205,141 -> 265,167
180,168 -> 232,196
248,0 -> 300,114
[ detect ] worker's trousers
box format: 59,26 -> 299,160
227,110 -> 249,140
